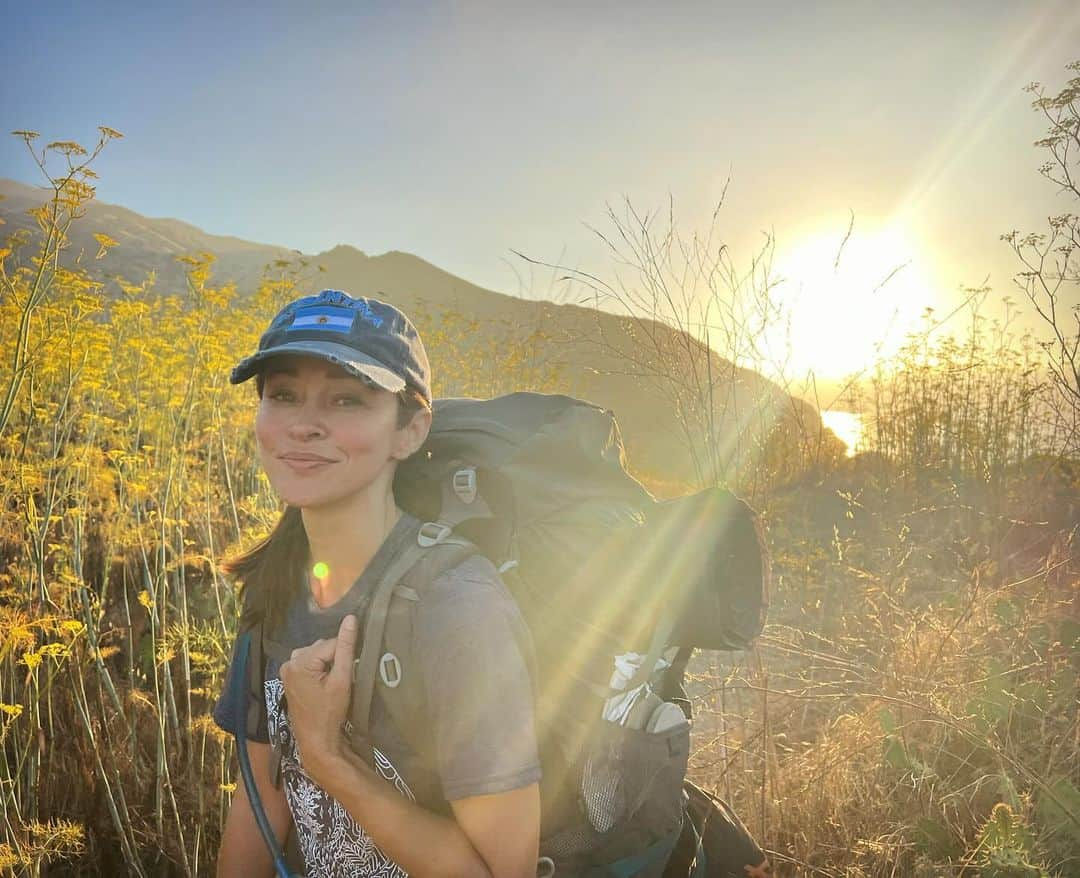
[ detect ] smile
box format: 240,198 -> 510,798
280,457 -> 335,472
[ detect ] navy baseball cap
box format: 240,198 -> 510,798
230,289 -> 431,404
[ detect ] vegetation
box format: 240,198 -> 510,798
0,63 -> 1077,877
516,189 -> 843,501
679,63 -> 1080,877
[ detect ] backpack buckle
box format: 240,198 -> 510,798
452,467 -> 478,504
379,652 -> 403,688
418,521 -> 452,547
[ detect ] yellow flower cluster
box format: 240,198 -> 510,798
0,139 -> 565,872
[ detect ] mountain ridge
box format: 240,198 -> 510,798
0,177 -> 827,485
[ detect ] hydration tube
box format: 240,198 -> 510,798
230,629 -> 303,878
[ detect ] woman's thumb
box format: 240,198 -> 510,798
331,615 -> 358,685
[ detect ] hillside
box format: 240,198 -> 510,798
0,177 -> 823,485
0,178 -> 297,291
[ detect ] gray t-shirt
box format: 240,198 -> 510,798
213,513 -> 541,877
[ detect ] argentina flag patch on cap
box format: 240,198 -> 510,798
287,304 -> 356,334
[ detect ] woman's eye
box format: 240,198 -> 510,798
268,389 -> 294,402
334,395 -> 364,407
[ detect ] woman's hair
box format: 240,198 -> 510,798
221,379 -> 430,633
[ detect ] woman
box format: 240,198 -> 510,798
213,289 -> 542,878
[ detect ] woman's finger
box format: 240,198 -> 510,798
329,615 -> 358,687
290,637 -> 339,671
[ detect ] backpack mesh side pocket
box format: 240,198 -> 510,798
543,716 -> 690,875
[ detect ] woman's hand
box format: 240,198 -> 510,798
278,614 -> 358,784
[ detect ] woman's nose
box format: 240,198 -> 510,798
286,405 -> 327,440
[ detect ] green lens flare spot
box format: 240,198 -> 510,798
312,562 -> 329,579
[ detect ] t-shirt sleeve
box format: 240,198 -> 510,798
212,631 -> 271,743
415,556 -> 542,802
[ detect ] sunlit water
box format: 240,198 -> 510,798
821,410 -> 864,457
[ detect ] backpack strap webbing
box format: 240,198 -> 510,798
376,539 -> 482,769
240,619 -> 267,736
237,608 -> 288,789
617,608 -> 679,698
346,532 -> 475,765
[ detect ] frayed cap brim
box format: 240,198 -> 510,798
229,340 -> 406,393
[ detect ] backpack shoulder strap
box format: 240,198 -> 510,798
376,539 -> 480,769
241,615 -> 293,790
346,531 -> 476,765
241,616 -> 266,733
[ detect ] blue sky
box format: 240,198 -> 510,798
3,1 -> 1079,377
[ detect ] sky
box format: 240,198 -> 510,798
3,1 -> 1079,383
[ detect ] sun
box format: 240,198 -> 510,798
762,223 -> 938,381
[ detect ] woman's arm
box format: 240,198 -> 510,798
450,783 -> 541,878
308,746 -> 539,878
217,741 -> 294,878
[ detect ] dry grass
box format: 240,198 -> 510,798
681,336 -> 1079,875
1,134 -> 1077,877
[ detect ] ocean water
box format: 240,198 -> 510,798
821,410 -> 864,457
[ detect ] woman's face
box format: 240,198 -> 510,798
254,355 -> 427,511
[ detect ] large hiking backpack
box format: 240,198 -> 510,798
250,393 -> 769,877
